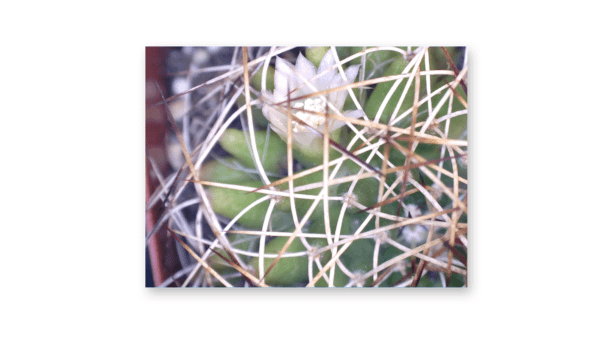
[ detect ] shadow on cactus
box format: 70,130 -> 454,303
146,46 -> 468,287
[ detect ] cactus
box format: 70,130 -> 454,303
147,46 -> 468,287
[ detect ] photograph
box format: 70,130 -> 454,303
145,46 -> 468,287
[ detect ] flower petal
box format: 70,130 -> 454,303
343,109 -> 365,119
317,48 -> 336,71
329,109 -> 365,131
294,53 -> 318,96
344,64 -> 360,84
275,57 -> 300,97
274,68 -> 289,99
316,48 -> 337,90
293,131 -> 318,149
262,103 -> 289,140
329,65 -> 361,109
330,64 -> 360,88
273,87 -> 288,103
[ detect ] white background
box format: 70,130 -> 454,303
1,1 -> 598,335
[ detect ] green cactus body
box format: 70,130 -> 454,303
377,243 -> 408,287
428,83 -> 467,141
314,264 -> 349,287
206,180 -> 289,229
364,55 -> 411,124
286,166 -> 342,221
348,47 -> 395,78
340,238 -> 375,286
250,236 -> 309,287
291,128 -> 344,168
307,204 -> 352,258
250,65 -> 275,92
206,233 -> 255,273
218,128 -> 286,173
335,159 -> 380,212
308,210 -> 370,287
199,156 -> 255,183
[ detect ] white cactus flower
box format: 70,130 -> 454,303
261,49 -> 365,149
